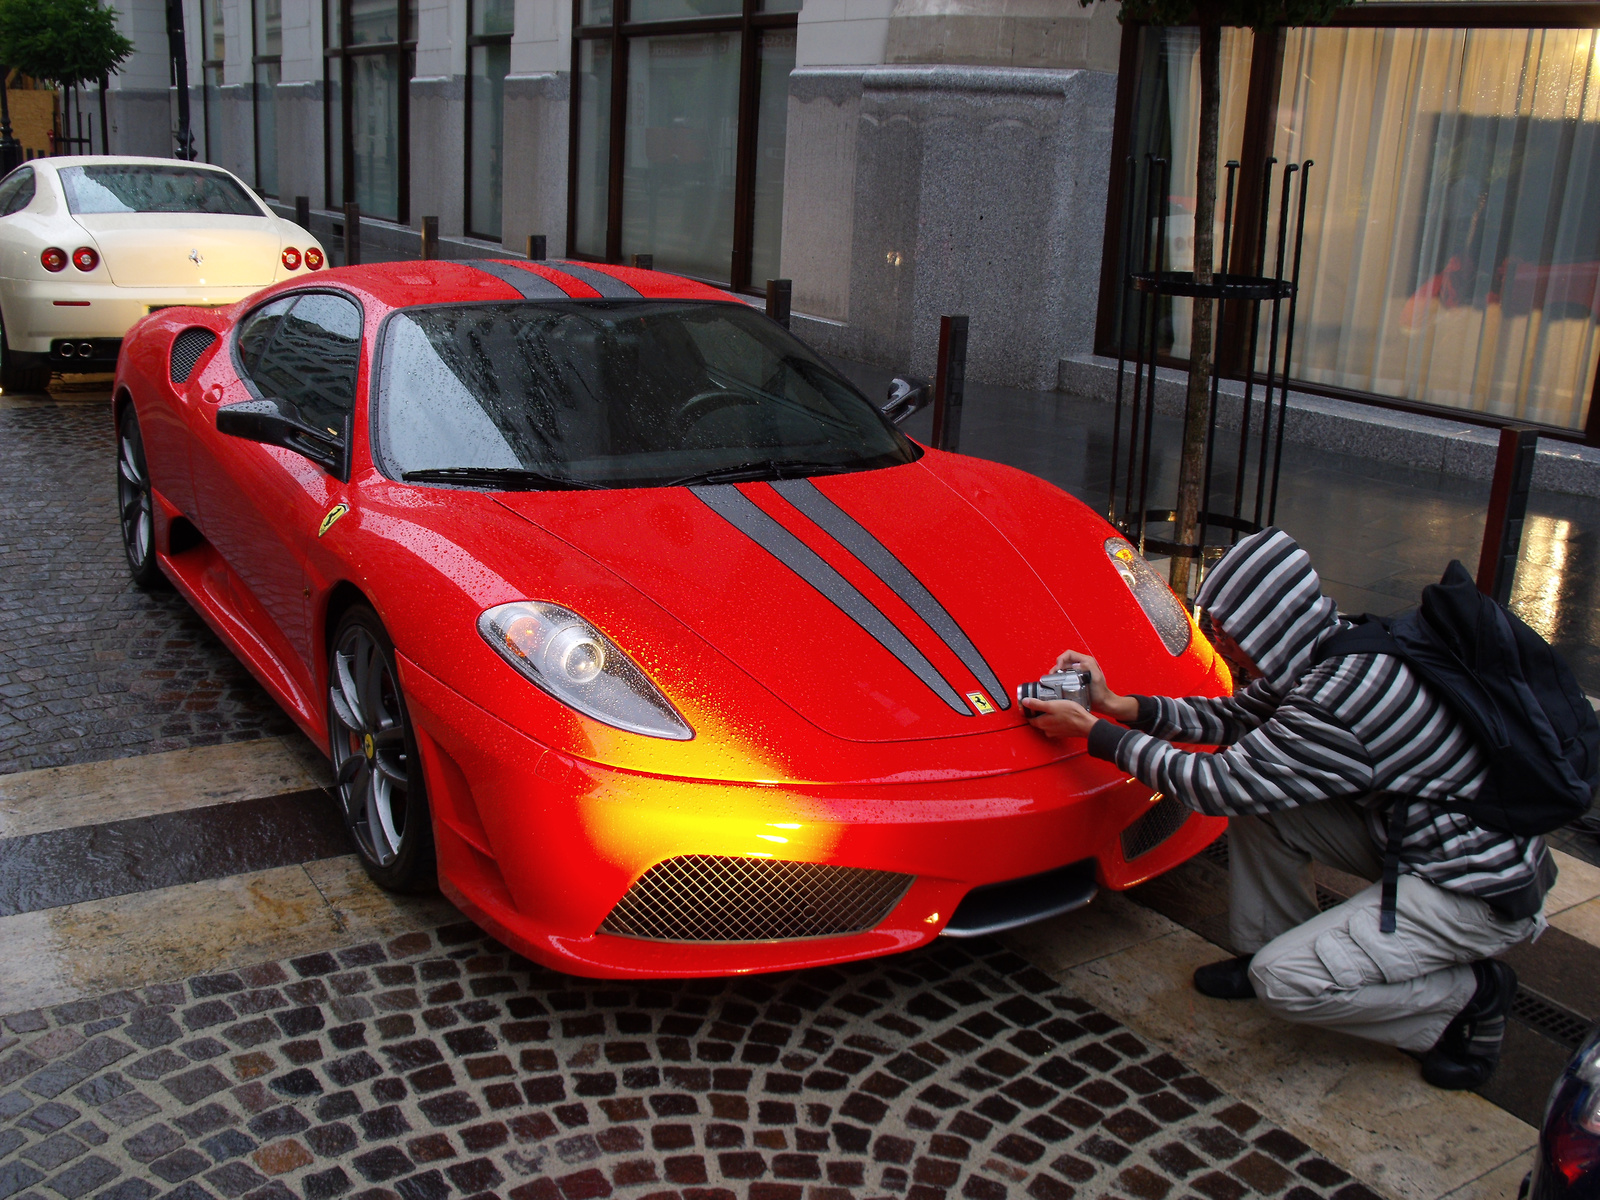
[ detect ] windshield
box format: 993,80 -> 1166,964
59,165 -> 263,216
375,301 -> 919,489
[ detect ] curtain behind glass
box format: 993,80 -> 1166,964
352,54 -> 401,221
255,62 -> 279,195
1268,27 -> 1600,430
750,28 -> 794,287
468,42 -> 509,239
621,32 -> 741,281
574,40 -> 612,257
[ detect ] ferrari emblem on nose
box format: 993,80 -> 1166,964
188,248 -> 203,265
967,691 -> 996,714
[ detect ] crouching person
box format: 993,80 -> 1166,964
1023,528 -> 1555,1089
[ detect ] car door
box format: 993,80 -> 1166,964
192,290 -> 363,707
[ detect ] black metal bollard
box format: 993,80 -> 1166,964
343,202 -> 361,266
420,215 -> 439,261
294,195 -> 310,232
631,254 -> 653,270
527,235 -> 546,261
1476,425 -> 1539,605
930,315 -> 969,453
765,279 -> 792,329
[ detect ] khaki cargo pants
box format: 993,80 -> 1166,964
1227,799 -> 1541,1053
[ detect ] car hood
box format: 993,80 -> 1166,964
70,213 -> 283,287
492,460 -> 1095,743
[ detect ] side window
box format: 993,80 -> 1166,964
248,293 -> 363,433
0,168 -> 34,216
235,296 -> 296,375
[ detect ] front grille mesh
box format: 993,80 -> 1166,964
600,855 -> 914,942
1121,793 -> 1190,860
170,327 -> 218,383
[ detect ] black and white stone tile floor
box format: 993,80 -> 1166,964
0,925 -> 1379,1200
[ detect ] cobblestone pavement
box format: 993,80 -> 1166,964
0,395 -> 294,775
0,925 -> 1376,1200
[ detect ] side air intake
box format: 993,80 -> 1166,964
170,327 -> 218,384
1120,793 -> 1190,861
599,855 -> 913,942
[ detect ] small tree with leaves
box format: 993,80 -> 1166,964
0,0 -> 132,132
1093,0 -> 1339,594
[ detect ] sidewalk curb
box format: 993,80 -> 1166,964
1057,353 -> 1600,500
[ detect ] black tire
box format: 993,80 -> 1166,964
116,404 -> 165,590
327,604 -> 437,892
0,317 -> 52,394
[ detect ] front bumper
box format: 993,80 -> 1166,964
2,279 -> 262,353
399,655 -> 1225,979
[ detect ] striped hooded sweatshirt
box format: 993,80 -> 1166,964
1086,528 -> 1556,920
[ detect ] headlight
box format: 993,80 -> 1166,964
1105,537 -> 1191,655
478,601 -> 693,740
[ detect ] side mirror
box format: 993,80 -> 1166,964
881,376 -> 931,425
217,398 -> 350,480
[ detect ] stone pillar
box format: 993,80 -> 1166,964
276,80 -> 325,210
410,76 -> 467,236
783,64 -> 1116,391
500,72 -> 569,256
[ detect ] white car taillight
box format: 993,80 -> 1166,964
282,247 -> 301,270
41,247 -> 66,272
72,247 -> 98,271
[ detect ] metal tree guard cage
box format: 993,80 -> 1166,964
1108,154 -> 1315,594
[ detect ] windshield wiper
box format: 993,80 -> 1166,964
401,467 -> 610,491
665,459 -> 855,488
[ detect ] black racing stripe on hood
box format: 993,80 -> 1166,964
465,260 -> 571,300
549,262 -> 641,298
770,478 -> 1010,710
1196,527 -> 1339,692
690,484 -> 974,715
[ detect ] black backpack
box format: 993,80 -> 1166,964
1317,560 -> 1599,836
1317,561 -> 1598,933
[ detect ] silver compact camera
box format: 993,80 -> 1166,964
1018,668 -> 1092,715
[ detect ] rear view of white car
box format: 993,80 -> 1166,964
0,156 -> 325,392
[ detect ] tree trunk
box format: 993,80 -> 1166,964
1169,21 -> 1221,598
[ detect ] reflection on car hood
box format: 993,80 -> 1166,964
492,461 -> 1089,743
70,213 -> 283,288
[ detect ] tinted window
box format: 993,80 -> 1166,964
248,293 -> 363,431
235,296 -> 296,375
0,168 -> 34,216
59,165 -> 262,215
374,300 -> 915,489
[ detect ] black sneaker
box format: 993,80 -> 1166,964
1421,959 -> 1517,1090
1193,954 -> 1256,1000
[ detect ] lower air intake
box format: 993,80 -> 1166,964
600,855 -> 914,942
1121,793 -> 1190,860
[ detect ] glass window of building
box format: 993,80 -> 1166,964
326,0 -> 414,223
255,0 -> 281,196
201,0 -> 227,162
570,0 -> 798,289
1103,15 -> 1600,441
466,0 -> 512,240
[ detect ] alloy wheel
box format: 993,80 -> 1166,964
328,623 -> 413,867
117,408 -> 156,581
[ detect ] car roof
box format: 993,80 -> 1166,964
317,259 -> 747,311
29,156 -> 246,173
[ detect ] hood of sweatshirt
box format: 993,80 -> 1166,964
1195,528 -> 1340,693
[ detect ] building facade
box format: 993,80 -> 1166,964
92,0 -> 1600,440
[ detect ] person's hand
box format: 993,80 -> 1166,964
1019,697 -> 1098,739
1048,650 -> 1139,723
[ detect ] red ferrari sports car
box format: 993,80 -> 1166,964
113,258 -> 1228,978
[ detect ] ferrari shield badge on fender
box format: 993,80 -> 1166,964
967,691 -> 996,714
318,503 -> 349,538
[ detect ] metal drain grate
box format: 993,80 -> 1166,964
600,855 -> 914,942
1512,987 -> 1595,1050
1199,832 -> 1231,868
1121,794 -> 1190,861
